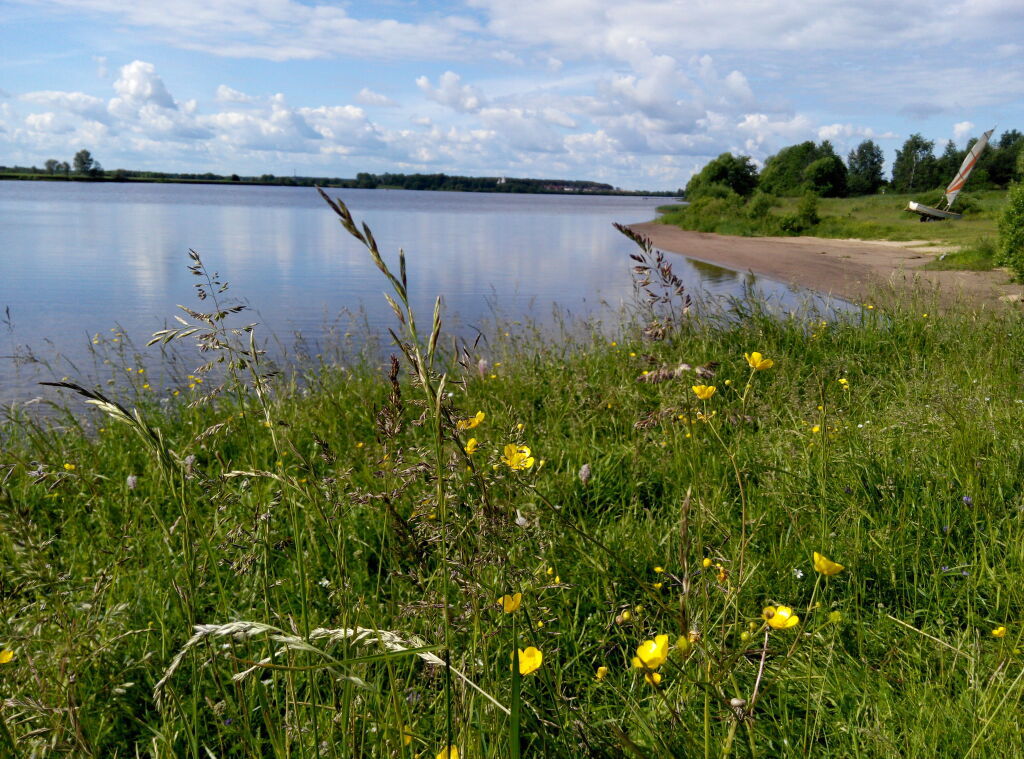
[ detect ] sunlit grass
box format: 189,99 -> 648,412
2,198 -> 1023,757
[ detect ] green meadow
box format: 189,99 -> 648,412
658,190 -> 1008,272
1,197 -> 1023,758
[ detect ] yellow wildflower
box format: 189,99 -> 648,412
436,746 -> 459,759
744,352 -> 774,371
464,438 -> 478,455
702,558 -> 713,568
517,646 -> 543,675
632,634 -> 669,670
63,463 -> 76,471
402,725 -> 413,746
813,552 -> 845,576
811,425 -> 821,434
692,384 -> 716,401
654,566 -> 664,573
993,626 -> 1007,638
596,665 -> 608,680
497,593 -> 522,613
763,605 -> 800,630
838,377 -> 849,389
653,582 -> 663,590
502,444 -> 535,470
457,411 -> 485,431
0,649 -> 13,664
644,671 -> 662,685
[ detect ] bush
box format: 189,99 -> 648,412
744,190 -> 775,219
996,182 -> 1024,279
685,153 -> 759,199
797,191 -> 820,227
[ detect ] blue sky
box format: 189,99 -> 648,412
2,0 -> 1023,189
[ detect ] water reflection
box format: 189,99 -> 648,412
0,182 -> 844,404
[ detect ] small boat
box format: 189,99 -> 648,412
906,127 -> 993,221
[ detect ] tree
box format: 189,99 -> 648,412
44,159 -> 60,175
846,140 -> 885,196
59,161 -> 70,177
684,152 -> 759,199
73,149 -> 94,175
934,140 -> 963,185
996,181 -> 1024,280
760,141 -> 841,196
891,134 -> 938,193
803,155 -> 848,197
982,129 -> 1024,187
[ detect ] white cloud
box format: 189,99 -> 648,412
416,71 -> 485,113
21,90 -> 108,121
216,85 -> 257,104
355,88 -> 396,107
953,121 -> 975,142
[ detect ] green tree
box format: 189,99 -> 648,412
934,140 -> 963,186
996,181 -> 1024,280
760,141 -> 839,196
891,134 -> 938,193
684,152 -> 759,199
981,129 -> 1024,187
44,159 -> 60,175
846,140 -> 885,196
73,149 -> 94,175
803,154 -> 848,197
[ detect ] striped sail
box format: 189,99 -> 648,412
944,128 -> 994,207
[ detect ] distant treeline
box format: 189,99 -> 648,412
0,151 -> 676,196
685,129 -> 1024,201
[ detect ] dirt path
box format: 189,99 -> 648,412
630,222 -> 1024,307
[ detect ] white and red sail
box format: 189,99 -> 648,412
944,128 -> 994,208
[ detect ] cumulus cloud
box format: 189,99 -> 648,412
953,121 -> 975,142
416,71 -> 485,113
355,88 -> 396,107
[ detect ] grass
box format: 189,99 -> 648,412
658,189 -> 1006,267
2,197 -> 1024,757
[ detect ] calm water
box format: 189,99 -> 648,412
1,182 -> 830,404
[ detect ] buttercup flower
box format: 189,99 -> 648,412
813,552 -> 845,576
457,411 -> 485,431
763,605 -> 800,630
644,671 -> 662,685
517,646 -> 543,675
596,665 -> 608,680
632,634 -> 670,670
497,593 -> 522,613
993,626 -> 1007,638
464,438 -> 478,455
436,746 -> 459,759
745,352 -> 774,371
0,649 -> 13,665
502,444 -> 535,470
692,385 -> 717,401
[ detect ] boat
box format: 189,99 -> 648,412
905,127 -> 994,221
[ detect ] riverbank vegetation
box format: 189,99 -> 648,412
2,200 -> 1023,757
664,130 -> 1024,277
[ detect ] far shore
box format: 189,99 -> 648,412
631,221 -> 1024,307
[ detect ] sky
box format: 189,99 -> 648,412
2,1 -> 1023,190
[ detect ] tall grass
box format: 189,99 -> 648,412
1,194 -> 1023,757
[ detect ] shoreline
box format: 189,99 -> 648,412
631,221 -> 1024,307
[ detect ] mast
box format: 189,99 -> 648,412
943,128 -> 994,209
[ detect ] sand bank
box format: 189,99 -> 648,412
630,221 -> 1024,307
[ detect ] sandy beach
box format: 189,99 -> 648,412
631,221 -> 1024,307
